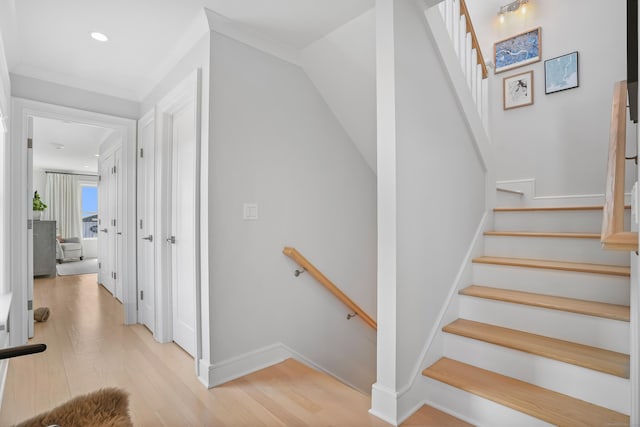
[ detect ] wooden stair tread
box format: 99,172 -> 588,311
460,285 -> 630,321
444,319 -> 629,378
494,205 -> 630,212
473,256 -> 631,277
484,231 -> 601,239
422,358 -> 630,427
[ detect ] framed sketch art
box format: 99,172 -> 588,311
545,51 -> 579,94
503,70 -> 534,110
494,27 -> 541,74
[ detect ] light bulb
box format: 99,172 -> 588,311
499,13 -> 505,23
521,4 -> 527,14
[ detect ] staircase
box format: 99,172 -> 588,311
422,205 -> 632,426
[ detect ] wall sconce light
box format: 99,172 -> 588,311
498,0 -> 529,23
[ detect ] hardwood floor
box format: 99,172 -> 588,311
0,274 -> 471,426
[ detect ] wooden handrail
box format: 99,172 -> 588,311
283,247 -> 377,330
459,0 -> 488,79
601,80 -> 638,251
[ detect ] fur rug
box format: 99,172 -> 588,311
14,388 -> 133,427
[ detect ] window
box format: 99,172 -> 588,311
81,185 -> 98,238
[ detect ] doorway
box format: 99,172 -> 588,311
9,99 -> 137,346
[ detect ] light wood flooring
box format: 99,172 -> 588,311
0,274 -> 470,426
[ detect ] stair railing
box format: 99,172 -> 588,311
601,80 -> 638,251
437,0 -> 489,129
283,247 -> 377,330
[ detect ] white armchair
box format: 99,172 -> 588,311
56,237 -> 83,263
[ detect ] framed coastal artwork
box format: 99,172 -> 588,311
494,27 -> 541,74
544,51 -> 579,94
503,70 -> 534,110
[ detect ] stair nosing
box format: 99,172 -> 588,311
443,318 -> 629,378
472,256 -> 631,277
484,231 -> 601,239
460,285 -> 630,322
422,358 -> 630,426
494,205 -> 631,212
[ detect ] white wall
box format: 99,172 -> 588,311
373,0 -> 486,420
300,8 -> 377,173
32,168 -> 45,196
0,5 -> 10,298
466,0 -> 636,196
10,74 -> 139,120
209,32 -> 377,392
395,0 -> 485,391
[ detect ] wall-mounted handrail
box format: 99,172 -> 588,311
459,0 -> 488,79
283,247 -> 377,330
601,80 -> 638,251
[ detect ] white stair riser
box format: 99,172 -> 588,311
484,236 -> 630,266
459,296 -> 629,353
422,377 -> 554,427
494,211 -> 630,233
473,264 -> 630,305
496,192 -> 525,207
444,334 -> 630,414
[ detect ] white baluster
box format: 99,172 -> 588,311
482,78 -> 489,132
445,0 -> 453,37
465,33 -> 472,88
452,0 -> 460,57
458,18 -> 466,68
476,64 -> 483,115
470,48 -> 478,101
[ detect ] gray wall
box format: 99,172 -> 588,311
10,74 -> 139,120
209,32 -> 378,391
391,0 -> 486,389
467,0 -> 635,196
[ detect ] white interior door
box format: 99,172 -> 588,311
98,154 -> 114,294
137,112 -> 156,332
169,100 -> 197,356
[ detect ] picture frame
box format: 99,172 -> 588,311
503,70 -> 534,110
544,51 -> 579,94
494,27 -> 542,74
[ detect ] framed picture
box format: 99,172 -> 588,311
494,27 -> 542,74
544,51 -> 579,94
503,70 -> 534,110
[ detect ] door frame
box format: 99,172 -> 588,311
155,70 -> 202,365
137,109 -> 157,335
9,97 -> 137,345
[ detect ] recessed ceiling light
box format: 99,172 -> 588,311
84,165 -> 90,168
90,32 -> 109,42
52,143 -> 65,150
94,154 -> 100,157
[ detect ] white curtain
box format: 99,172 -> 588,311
43,173 -> 82,239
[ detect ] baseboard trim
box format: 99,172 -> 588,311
207,343 -> 290,387
370,383 -> 400,426
283,344 -> 369,395
496,178 -> 632,206
205,342 -> 368,394
198,358 -> 213,388
394,211 -> 490,423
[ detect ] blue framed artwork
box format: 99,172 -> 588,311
544,51 -> 579,94
494,27 -> 542,74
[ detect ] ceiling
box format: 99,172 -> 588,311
4,0 -> 373,101
32,117 -> 115,174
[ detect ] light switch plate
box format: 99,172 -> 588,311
243,203 -> 258,220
